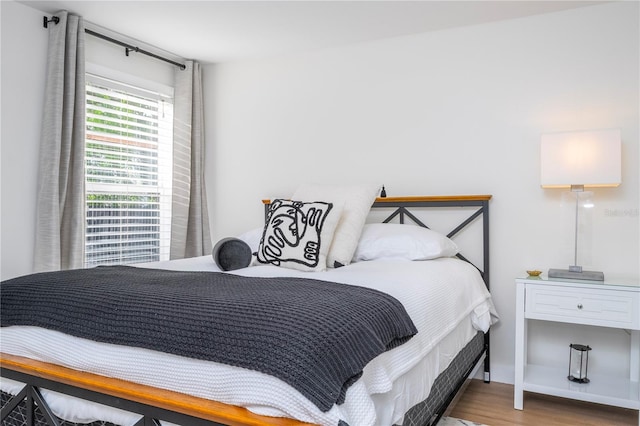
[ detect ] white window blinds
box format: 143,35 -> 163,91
85,73 -> 173,267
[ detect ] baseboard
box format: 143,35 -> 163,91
471,362 -> 514,385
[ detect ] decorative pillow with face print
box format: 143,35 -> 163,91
255,199 -> 342,272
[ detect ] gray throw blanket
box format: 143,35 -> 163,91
1,266 -> 417,412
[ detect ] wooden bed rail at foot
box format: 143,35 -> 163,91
262,195 -> 493,204
0,353 -> 316,426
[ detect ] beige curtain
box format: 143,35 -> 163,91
34,11 -> 86,272
171,60 -> 212,259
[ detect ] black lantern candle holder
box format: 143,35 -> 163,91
568,343 -> 591,383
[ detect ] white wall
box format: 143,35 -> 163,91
1,0 -> 47,280
0,0 -> 176,280
205,2 -> 639,384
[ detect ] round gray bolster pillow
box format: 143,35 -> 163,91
212,237 -> 253,271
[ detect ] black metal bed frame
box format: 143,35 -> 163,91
1,371 -> 218,426
2,195 -> 491,426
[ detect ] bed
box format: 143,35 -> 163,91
1,194 -> 497,426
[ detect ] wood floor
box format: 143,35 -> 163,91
448,379 -> 638,426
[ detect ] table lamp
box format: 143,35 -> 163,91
540,128 -> 621,281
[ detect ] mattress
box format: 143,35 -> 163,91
0,256 -> 498,426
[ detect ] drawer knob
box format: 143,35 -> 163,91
577,303 -> 583,310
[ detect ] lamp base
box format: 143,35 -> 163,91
567,375 -> 590,384
549,268 -> 604,281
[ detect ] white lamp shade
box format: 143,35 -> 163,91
540,129 -> 622,188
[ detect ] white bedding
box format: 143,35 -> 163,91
0,256 -> 498,426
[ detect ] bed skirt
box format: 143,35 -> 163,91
1,332 -> 485,426
399,330 -> 485,426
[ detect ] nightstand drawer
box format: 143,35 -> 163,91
525,284 -> 640,329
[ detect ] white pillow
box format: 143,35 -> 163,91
238,227 -> 263,253
352,223 -> 459,262
255,199 -> 342,272
292,184 -> 380,268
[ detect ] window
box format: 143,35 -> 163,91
85,73 -> 173,267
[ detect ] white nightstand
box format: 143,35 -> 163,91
514,276 -> 640,423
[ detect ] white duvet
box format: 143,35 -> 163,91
1,256 -> 498,426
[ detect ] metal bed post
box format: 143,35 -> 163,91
482,198 -> 491,383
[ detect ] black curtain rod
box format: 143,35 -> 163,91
44,15 -> 186,70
